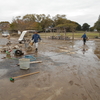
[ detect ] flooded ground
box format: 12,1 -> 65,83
0,36 -> 100,100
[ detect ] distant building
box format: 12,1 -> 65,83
94,29 -> 97,32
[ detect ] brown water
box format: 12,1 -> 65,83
0,37 -> 100,100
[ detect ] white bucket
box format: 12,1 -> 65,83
19,58 -> 30,69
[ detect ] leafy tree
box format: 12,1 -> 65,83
9,14 -> 80,33
23,14 -> 36,22
27,22 -> 42,31
10,21 -> 18,31
52,14 -> 78,31
94,21 -> 100,32
90,27 -> 94,32
22,14 -> 53,31
35,14 -> 44,23
56,23 -> 77,40
76,23 -> 81,31
82,23 -> 90,31
94,15 -> 100,37
10,17 -> 25,31
0,21 -> 10,31
56,23 -> 77,32
40,14 -> 53,31
52,14 -> 68,26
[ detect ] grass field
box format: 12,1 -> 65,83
0,31 -> 99,39
39,32 -> 99,38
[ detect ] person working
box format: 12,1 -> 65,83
81,33 -> 87,45
32,31 -> 42,52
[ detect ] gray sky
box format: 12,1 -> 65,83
0,0 -> 100,27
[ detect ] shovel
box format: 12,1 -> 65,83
10,71 -> 40,81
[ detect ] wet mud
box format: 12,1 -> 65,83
0,36 -> 100,100
94,40 -> 100,59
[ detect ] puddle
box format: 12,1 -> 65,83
74,40 -> 95,56
41,51 -> 59,57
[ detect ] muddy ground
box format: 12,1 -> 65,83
0,36 -> 100,100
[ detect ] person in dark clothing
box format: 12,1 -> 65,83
32,31 -> 42,51
81,33 -> 87,45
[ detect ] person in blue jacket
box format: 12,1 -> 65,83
81,33 -> 87,45
32,31 -> 42,52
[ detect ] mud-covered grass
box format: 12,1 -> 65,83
39,32 -> 99,38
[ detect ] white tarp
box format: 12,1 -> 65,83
18,31 -> 27,41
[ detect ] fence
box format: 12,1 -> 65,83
39,32 -> 99,39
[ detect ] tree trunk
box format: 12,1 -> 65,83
53,29 -> 54,36
45,30 -> 46,38
72,32 -> 74,40
64,28 -> 66,40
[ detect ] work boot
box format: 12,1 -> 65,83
35,48 -> 38,52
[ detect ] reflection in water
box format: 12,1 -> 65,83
34,52 -> 38,57
33,51 -> 38,57
82,45 -> 88,54
71,40 -> 74,48
83,48 -> 86,54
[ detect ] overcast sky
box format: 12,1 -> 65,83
0,0 -> 100,27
